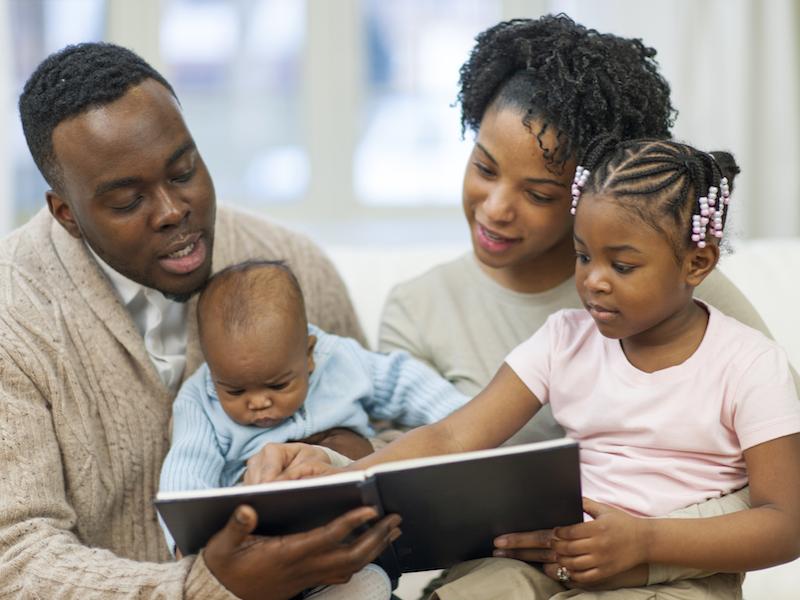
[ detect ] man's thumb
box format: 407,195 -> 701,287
216,505 -> 258,550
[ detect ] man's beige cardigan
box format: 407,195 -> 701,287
0,207 -> 364,598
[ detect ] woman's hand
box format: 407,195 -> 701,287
244,442 -> 333,485
550,498 -> 650,585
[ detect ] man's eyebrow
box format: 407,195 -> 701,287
94,177 -> 141,198
166,140 -> 197,167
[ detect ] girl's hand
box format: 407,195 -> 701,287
542,562 -> 649,589
550,498 -> 650,585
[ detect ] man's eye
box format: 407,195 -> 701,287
172,169 -> 195,184
111,195 -> 143,212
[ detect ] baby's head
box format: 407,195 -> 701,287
570,138 -> 739,339
197,260 -> 316,428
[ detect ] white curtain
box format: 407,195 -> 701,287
552,0 -> 800,239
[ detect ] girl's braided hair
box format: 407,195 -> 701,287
458,14 -> 676,173
579,136 -> 740,259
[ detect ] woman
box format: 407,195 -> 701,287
378,15 -> 783,446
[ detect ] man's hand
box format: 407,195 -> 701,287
203,504 -> 402,600
298,428 -> 374,460
550,498 -> 649,585
492,528 -> 558,563
244,443 -> 332,486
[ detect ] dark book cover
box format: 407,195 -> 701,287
155,438 -> 582,571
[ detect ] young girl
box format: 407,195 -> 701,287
276,139 -> 800,599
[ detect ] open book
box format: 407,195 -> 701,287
155,437 -> 582,576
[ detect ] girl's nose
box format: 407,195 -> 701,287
585,269 -> 612,294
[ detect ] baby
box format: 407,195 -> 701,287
159,259 -> 469,598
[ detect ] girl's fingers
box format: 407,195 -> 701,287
494,529 -> 554,549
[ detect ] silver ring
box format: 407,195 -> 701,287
556,565 -> 571,583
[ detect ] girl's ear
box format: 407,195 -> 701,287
684,243 -> 720,287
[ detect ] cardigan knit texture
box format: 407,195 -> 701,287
0,206 -> 364,598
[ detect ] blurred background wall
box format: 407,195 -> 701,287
1,0 -> 798,245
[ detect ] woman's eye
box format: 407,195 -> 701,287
473,161 -> 494,177
526,191 -> 553,204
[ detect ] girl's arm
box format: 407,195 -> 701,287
553,433 -> 800,583
341,363 -> 542,472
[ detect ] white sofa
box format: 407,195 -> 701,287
324,237 -> 800,599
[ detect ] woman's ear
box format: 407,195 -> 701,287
684,242 -> 720,287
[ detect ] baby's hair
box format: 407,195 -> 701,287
197,259 -> 307,341
577,137 -> 740,259
457,14 -> 676,172
19,42 -> 175,191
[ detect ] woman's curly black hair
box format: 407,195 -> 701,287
19,42 -> 175,190
457,14 -> 677,172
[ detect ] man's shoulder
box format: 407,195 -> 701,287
0,210 -> 63,304
213,204 -> 321,267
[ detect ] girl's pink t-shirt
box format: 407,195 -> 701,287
506,303 -> 800,517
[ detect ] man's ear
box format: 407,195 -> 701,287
306,334 -> 317,375
46,190 -> 82,239
685,243 -> 719,287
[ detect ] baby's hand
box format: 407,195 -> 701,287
244,442 -> 332,485
550,498 -> 650,585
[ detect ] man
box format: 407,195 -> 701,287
0,42 -> 399,599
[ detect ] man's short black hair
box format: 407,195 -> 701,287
19,42 -> 176,190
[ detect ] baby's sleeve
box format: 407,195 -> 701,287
504,313 -> 558,405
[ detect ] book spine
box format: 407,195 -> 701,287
359,477 -> 401,581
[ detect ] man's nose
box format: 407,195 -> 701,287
151,187 -> 189,231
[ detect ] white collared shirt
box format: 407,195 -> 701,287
88,244 -> 188,391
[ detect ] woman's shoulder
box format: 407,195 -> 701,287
384,252 -> 474,307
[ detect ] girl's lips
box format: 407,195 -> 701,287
587,303 -> 619,322
158,236 -> 207,275
475,223 -> 521,253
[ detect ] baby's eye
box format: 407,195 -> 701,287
268,382 -> 289,391
225,389 -> 245,396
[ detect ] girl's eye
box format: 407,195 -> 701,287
575,252 -> 589,264
613,263 -> 635,274
112,195 -> 144,212
473,161 -> 494,177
